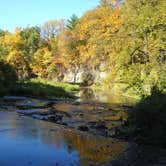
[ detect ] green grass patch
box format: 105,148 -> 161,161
1,79 -> 80,99
30,79 -> 80,92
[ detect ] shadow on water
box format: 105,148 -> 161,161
0,112 -> 128,166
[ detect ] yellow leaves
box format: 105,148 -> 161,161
31,48 -> 55,78
6,50 -> 28,79
4,28 -> 24,51
6,50 -> 23,66
72,5 -> 122,67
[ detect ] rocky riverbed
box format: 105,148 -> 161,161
1,95 -> 129,138
0,96 -> 166,166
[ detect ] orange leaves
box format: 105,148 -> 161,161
73,6 -> 122,67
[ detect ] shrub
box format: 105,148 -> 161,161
0,61 -> 17,86
129,86 -> 166,147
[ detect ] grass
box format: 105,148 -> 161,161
30,78 -> 80,92
0,79 -> 80,99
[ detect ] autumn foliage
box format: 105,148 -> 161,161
0,0 -> 165,94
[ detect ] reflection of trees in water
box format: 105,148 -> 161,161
63,130 -> 128,164
80,88 -> 95,100
6,113 -> 127,164
8,115 -> 64,148
79,88 -> 137,107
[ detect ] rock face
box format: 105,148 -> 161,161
62,64 -> 107,85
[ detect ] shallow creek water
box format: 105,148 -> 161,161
0,89 -> 165,166
0,111 -> 128,166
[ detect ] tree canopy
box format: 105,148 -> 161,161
0,0 -> 165,94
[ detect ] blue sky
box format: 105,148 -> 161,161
0,0 -> 99,32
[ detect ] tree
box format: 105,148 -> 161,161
120,0 -> 166,93
100,0 -> 123,7
20,26 -> 41,57
0,30 -> 9,60
62,29 -> 82,82
40,19 -> 65,57
30,48 -> 56,79
66,14 -> 80,30
6,50 -> 28,80
76,5 -> 121,68
0,29 -> 8,37
40,19 -> 65,40
3,28 -> 30,79
0,61 -> 17,87
4,28 -> 25,51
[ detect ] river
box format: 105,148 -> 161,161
0,111 -> 128,166
0,89 -> 165,166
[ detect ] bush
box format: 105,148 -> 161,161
129,86 -> 166,147
0,61 -> 17,86
0,61 -> 18,96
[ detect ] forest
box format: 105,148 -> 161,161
0,0 -> 165,93
0,0 -> 166,163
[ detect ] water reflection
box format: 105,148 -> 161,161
78,88 -> 138,110
0,112 -> 128,166
63,130 -> 127,165
79,88 -> 95,100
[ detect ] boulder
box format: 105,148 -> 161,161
78,125 -> 89,131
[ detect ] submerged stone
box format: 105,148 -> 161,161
78,125 -> 89,131
16,109 -> 38,115
3,96 -> 28,102
32,114 -> 47,120
15,99 -> 51,109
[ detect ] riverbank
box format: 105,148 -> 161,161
0,79 -> 80,99
128,88 -> 166,148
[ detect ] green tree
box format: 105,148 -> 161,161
66,14 -> 80,30
0,30 -> 9,60
119,0 -> 166,93
0,61 -> 17,87
20,26 -> 41,57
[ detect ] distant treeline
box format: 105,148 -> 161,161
0,0 -> 165,95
